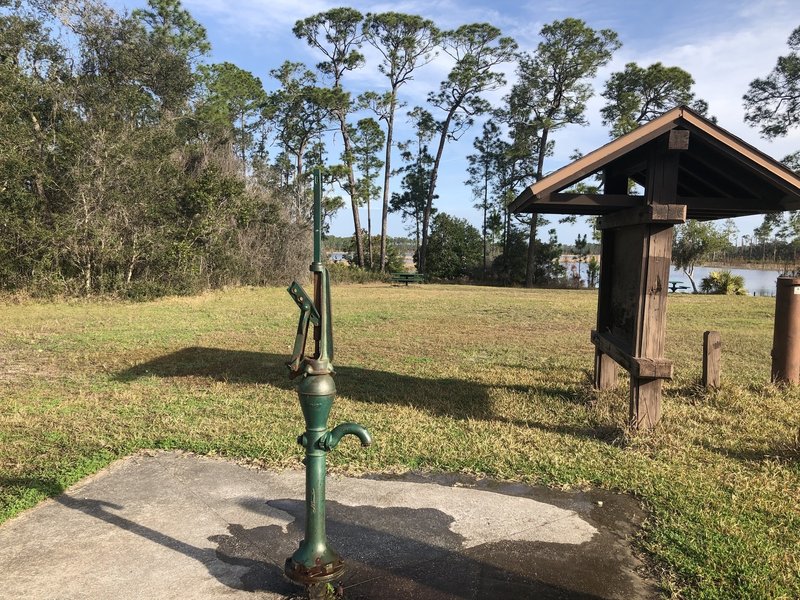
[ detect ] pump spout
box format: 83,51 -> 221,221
320,422 -> 372,451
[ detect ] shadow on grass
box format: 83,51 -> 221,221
701,441 -> 799,463
115,347 -> 622,444
115,347 -> 288,388
0,476 -> 65,499
503,383 -> 587,405
1,477 -> 66,521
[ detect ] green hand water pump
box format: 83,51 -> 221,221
285,168 -> 372,596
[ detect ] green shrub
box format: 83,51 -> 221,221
700,270 -> 747,295
326,263 -> 388,284
425,213 -> 483,280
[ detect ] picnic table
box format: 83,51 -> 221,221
391,272 -> 425,286
669,280 -> 689,293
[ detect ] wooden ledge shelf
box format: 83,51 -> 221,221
597,203 -> 687,230
591,330 -> 673,379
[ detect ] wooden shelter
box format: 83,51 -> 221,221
511,106 -> 800,429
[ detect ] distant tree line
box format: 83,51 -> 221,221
3,0 -> 796,296
1,0 -> 310,297
457,19 -> 716,285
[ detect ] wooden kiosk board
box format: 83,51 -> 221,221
511,106 -> 800,429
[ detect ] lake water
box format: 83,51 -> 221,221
329,250 -> 782,295
563,262 -> 783,296
667,266 -> 782,296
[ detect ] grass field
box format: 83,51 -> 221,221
1,284 -> 798,598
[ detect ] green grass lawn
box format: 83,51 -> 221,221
1,284 -> 798,598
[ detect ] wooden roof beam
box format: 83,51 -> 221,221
683,120 -> 800,198
780,194 -> 800,210
677,181 -> 710,199
677,195 -> 776,213
677,166 -> 735,199
681,146 -> 764,199
606,145 -> 649,177
514,192 -> 642,215
683,198 -> 786,220
674,170 -> 718,199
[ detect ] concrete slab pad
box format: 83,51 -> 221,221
0,452 -> 658,599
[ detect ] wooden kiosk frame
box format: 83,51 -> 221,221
511,106 -> 800,429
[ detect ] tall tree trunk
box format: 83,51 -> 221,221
296,151 -> 305,222
684,267 -> 698,293
339,112 -> 365,267
367,196 -> 373,269
525,128 -> 549,287
482,170 -> 488,279
380,94 -> 396,272
240,112 -> 247,177
126,234 -> 137,285
415,215 -> 420,259
503,208 -> 510,256
29,113 -> 46,202
420,110 -> 454,274
81,191 -> 92,295
84,260 -> 91,295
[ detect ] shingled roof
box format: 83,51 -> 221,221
510,106 -> 800,220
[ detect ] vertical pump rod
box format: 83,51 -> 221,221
313,169 -> 322,266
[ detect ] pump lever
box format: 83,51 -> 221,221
288,281 -> 320,325
287,281 -> 320,378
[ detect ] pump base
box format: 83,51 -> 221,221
284,556 -> 345,586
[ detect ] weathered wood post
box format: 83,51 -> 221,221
702,331 -> 721,389
771,277 -> 800,384
592,134 -> 687,430
593,211 -> 619,391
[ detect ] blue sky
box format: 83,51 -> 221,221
109,0 -> 800,244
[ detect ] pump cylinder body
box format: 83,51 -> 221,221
285,373 -> 344,584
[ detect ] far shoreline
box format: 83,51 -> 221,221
559,254 -> 795,273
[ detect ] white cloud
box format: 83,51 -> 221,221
186,0 -> 520,37
186,0 -> 330,35
614,8 -> 800,161
535,2 -> 800,176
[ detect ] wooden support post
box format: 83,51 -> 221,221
630,378 -> 662,430
702,331 -> 721,389
598,203 -> 686,230
591,148 -> 681,430
627,224 -> 673,429
625,134 -> 684,430
593,221 -> 617,390
594,349 -> 618,389
771,277 -> 800,384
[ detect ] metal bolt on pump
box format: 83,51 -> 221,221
285,168 -> 372,598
